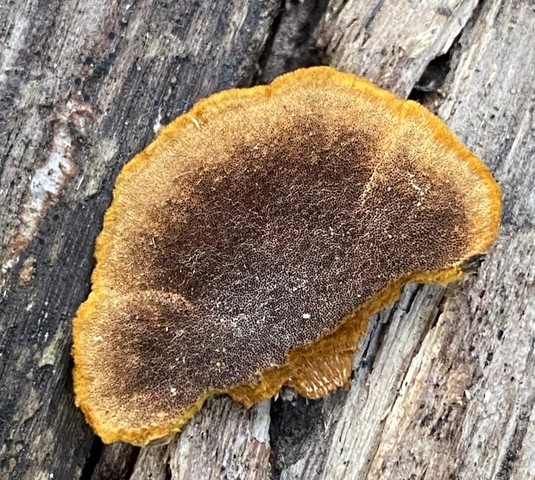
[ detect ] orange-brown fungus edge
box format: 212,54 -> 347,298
73,67 -> 501,445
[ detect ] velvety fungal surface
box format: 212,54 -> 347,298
72,67 -> 501,445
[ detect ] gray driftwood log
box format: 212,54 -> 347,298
1,1 -> 533,479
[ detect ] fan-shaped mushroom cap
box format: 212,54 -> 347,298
73,67 -> 501,445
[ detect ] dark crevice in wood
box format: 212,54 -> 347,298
356,313 -> 390,375
164,460 -> 172,480
80,438 -> 104,480
408,51 -> 453,107
254,0 -> 285,85
255,0 -> 329,84
90,444 -> 140,480
431,288 -> 449,331
268,393 -> 326,479
409,1 -> 485,111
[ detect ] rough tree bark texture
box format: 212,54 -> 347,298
0,1 -> 533,479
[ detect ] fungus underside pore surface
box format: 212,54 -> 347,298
72,67 -> 501,445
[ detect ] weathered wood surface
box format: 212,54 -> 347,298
0,0 -> 533,479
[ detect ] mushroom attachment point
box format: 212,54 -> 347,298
72,67 -> 501,445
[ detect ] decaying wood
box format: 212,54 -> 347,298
1,0 -> 533,479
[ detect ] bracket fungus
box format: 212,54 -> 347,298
73,67 -> 501,445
